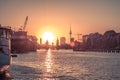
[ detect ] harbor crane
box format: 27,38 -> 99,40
19,16 -> 28,31
23,16 -> 28,31
73,33 -> 82,42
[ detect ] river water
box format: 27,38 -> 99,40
9,49 -> 120,80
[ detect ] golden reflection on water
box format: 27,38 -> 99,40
45,49 -> 53,73
44,49 -> 56,80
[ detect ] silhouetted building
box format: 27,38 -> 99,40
82,30 -> 120,51
46,40 -> 49,45
40,38 -> 42,44
56,38 -> 59,47
70,38 -> 75,47
55,38 -> 59,49
70,38 -> 74,42
60,37 -> 66,46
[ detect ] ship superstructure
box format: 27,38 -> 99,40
11,16 -> 37,53
0,25 -> 12,73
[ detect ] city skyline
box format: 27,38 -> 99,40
0,0 -> 120,43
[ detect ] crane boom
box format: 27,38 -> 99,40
23,16 -> 28,31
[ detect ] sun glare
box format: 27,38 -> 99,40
42,32 -> 54,44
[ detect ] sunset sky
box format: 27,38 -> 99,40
0,0 -> 120,43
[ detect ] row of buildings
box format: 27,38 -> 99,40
82,30 -> 120,51
38,37 -> 69,49
38,28 -> 120,51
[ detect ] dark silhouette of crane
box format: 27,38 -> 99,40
76,33 -> 82,41
23,16 -> 28,31
73,33 -> 82,42
18,16 -> 28,31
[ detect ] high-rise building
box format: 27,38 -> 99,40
40,38 -> 42,44
56,38 -> 59,47
60,37 -> 66,46
70,38 -> 74,42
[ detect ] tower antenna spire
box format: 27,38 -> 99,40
69,24 -> 72,43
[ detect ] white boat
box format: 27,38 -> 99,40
0,25 -> 12,73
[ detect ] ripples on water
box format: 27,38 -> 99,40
9,49 -> 120,80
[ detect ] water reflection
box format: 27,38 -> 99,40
45,49 -> 53,73
9,50 -> 120,80
44,49 -> 55,80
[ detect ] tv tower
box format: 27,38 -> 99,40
69,24 -> 72,43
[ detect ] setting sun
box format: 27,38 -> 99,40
42,32 -> 54,44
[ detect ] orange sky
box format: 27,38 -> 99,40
0,0 -> 120,44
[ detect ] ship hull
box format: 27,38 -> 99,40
11,31 -> 37,53
0,53 -> 11,72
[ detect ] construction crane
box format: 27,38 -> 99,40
76,33 -> 82,41
22,16 -> 28,31
73,33 -> 82,42
18,16 -> 28,31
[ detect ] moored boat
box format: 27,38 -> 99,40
0,25 -> 12,75
11,16 -> 37,53
11,30 -> 37,53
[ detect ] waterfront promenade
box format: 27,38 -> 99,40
9,49 -> 120,80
